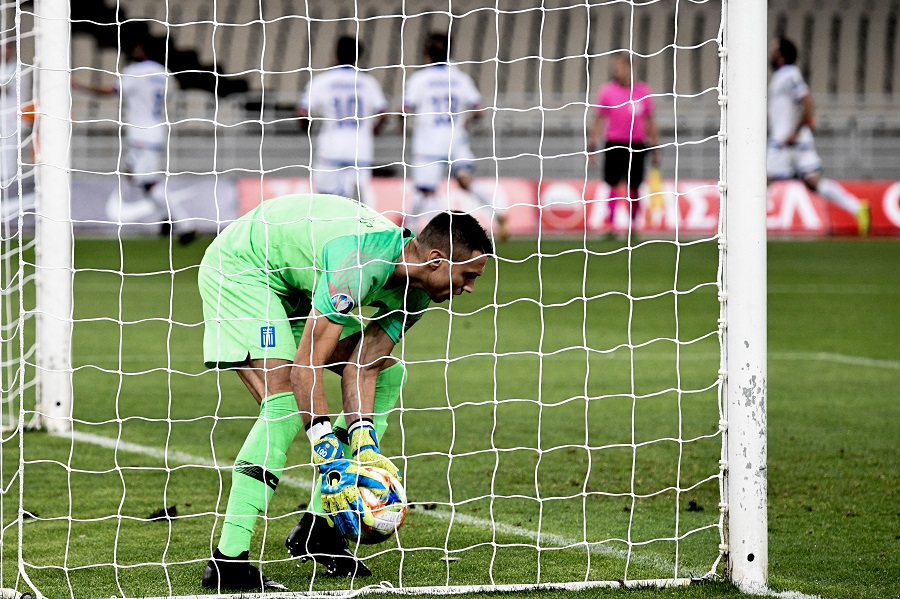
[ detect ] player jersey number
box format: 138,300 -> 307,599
333,96 -> 363,127
152,88 -> 165,120
430,95 -> 458,125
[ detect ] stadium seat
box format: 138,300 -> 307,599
51,0 -> 900,179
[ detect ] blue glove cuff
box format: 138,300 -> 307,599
349,422 -> 379,457
313,432 -> 343,465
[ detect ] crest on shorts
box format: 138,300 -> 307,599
330,293 -> 355,314
260,325 -> 276,348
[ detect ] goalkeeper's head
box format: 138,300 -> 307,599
418,211 -> 493,262
409,212 -> 493,302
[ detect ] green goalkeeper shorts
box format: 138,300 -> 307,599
198,266 -> 362,369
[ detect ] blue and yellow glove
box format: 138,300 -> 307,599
348,421 -> 401,481
312,432 -> 389,538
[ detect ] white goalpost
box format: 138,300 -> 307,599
722,0 -> 768,590
1,0 -> 767,597
33,0 -> 73,434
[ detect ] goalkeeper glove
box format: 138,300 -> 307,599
348,420 -> 401,480
311,431 -> 388,538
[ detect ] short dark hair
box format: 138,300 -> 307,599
336,36 -> 363,66
424,32 -> 450,63
417,211 -> 493,261
778,37 -> 798,65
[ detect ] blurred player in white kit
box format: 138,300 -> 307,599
75,37 -> 193,243
767,37 -> 869,235
296,36 -> 388,206
403,32 -> 508,240
0,41 -> 30,195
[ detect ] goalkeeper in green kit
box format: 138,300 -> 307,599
198,194 -> 492,591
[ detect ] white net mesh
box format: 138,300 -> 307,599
2,1 -> 732,597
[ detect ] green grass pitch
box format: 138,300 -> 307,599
2,236 -> 897,599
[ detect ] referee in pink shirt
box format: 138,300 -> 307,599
588,54 -> 660,234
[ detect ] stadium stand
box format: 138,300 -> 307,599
70,1 -> 249,97
5,0 -> 899,179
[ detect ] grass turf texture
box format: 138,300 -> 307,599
1,237 -> 897,599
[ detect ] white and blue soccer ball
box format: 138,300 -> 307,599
348,465 -> 408,545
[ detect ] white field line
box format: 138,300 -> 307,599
59,432 -> 681,575
767,284 -> 899,295
61,430 -> 231,470
419,509 -> 683,575
55,431 -> 826,598
769,352 -> 900,370
737,582 -> 826,599
75,351 -> 900,371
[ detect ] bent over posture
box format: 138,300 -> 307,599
198,194 -> 492,591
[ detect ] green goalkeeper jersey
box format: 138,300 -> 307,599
202,194 -> 431,343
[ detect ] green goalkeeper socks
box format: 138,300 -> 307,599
218,391 -> 302,557
311,362 -> 406,515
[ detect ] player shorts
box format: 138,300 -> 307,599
602,142 -> 647,190
766,141 -> 823,180
411,145 -> 476,192
311,158 -> 375,207
198,264 -> 362,369
124,140 -> 164,186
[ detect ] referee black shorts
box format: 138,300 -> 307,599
602,141 -> 647,190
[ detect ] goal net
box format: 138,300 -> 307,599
2,0 -> 768,597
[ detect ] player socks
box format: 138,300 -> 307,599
218,391 -> 302,557
311,362 -> 407,514
606,186 -> 620,228
372,362 -> 407,434
627,186 -> 641,225
817,178 -> 862,214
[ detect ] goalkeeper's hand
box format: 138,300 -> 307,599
349,421 -> 401,480
318,459 -> 391,537
312,431 -> 389,538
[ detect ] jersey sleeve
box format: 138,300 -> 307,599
373,289 -> 431,343
369,79 -> 388,114
462,73 -> 482,108
403,74 -> 420,110
788,70 -> 810,102
297,79 -> 313,111
596,84 -> 611,115
312,234 -> 395,326
643,85 -> 655,116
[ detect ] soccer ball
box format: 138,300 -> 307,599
346,465 -> 408,545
